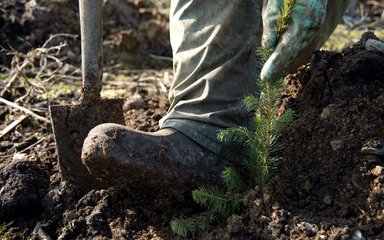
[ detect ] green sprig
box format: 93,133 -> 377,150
277,0 -> 296,39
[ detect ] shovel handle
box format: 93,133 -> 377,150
79,0 -> 103,102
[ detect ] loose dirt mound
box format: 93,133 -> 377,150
0,161 -> 49,221
1,33 -> 383,239
206,32 -> 384,240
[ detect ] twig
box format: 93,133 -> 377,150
0,115 -> 29,139
19,137 -> 46,154
0,64 -> 11,72
0,97 -> 50,123
14,88 -> 33,104
0,60 -> 29,97
158,71 -> 168,93
1,33 -> 79,96
138,76 -> 157,82
41,33 -> 78,49
50,74 -> 82,82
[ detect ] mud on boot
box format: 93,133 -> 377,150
81,123 -> 227,193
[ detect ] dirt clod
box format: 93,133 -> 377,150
0,161 -> 49,221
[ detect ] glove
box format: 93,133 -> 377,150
260,0 -> 352,81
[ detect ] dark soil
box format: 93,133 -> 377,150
0,0 -> 171,67
202,32 -> 384,240
0,161 -> 50,221
1,88 -> 180,239
1,32 -> 383,239
1,0 -> 384,237
123,89 -> 170,132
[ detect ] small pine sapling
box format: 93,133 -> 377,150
218,70 -> 294,187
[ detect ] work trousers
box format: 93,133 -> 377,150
160,0 -> 263,154
159,0 -> 351,154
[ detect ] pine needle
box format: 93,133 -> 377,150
222,167 -> 246,194
192,187 -> 239,217
277,0 -> 296,39
170,212 -> 212,237
256,47 -> 274,63
243,94 -> 260,112
217,126 -> 252,145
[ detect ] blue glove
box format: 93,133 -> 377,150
261,0 -> 351,81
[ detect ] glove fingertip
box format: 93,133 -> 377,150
260,64 -> 272,81
261,52 -> 284,81
262,32 -> 277,49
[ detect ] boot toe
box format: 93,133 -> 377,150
81,124 -> 186,190
81,123 -> 124,183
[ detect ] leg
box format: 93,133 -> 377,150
161,0 -> 262,154
81,0 -> 263,190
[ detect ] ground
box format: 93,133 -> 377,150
0,1 -> 383,239
203,32 -> 384,240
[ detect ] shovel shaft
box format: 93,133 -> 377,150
79,0 -> 103,102
50,0 -> 126,192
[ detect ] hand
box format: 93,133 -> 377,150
261,0 -> 327,81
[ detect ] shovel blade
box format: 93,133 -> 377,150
50,98 -> 125,191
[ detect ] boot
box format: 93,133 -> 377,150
81,123 -> 226,192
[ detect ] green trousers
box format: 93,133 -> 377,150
160,0 -> 351,154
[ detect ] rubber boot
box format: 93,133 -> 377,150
81,123 -> 226,192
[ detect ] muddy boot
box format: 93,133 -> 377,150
81,123 -> 226,192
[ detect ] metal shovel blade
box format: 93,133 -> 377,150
50,100 -> 124,190
50,0 -> 125,191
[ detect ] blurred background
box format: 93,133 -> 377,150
1,0 -> 382,67
0,0 -> 383,103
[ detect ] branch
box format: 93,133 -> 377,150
0,97 -> 50,124
0,115 -> 29,139
41,33 -> 78,49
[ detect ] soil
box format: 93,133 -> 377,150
1,1 -> 384,239
0,0 -> 171,66
201,32 -> 384,240
1,32 -> 383,240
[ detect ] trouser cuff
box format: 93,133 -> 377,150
161,119 -> 222,154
